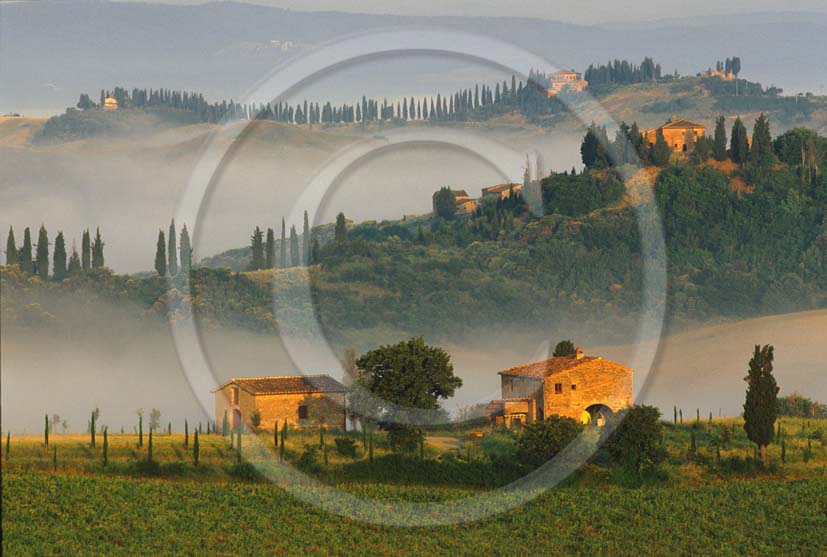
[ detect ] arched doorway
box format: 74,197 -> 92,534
583,404 -> 613,426
232,409 -> 242,430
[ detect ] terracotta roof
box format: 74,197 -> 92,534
498,353 -> 631,379
659,117 -> 704,130
212,374 -> 346,395
482,183 -> 521,194
451,189 -> 470,198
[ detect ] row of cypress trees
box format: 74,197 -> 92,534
153,220 -> 192,277
4,225 -> 104,279
249,210 -> 317,271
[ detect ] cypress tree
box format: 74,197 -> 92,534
167,220 -> 178,276
179,224 -> 192,274
679,409 -> 683,423
696,408 -> 700,423
265,228 -> 275,269
750,113 -> 773,163
279,425 -> 285,463
45,414 -> 49,446
311,237 -> 320,265
689,429 -> 697,455
236,426 -> 242,463
250,226 -> 265,270
148,428 -> 153,462
280,218 -> 287,269
138,414 -> 143,448
651,128 -> 672,167
712,116 -> 728,161
5,226 -> 17,266
230,430 -> 234,449
35,225 -> 49,280
274,421 -> 279,448
66,238 -> 87,281
303,210 -> 310,265
168,422 -> 171,436
673,405 -> 678,424
289,225 -> 299,267
4,431 -> 8,461
743,344 -> 779,463
781,438 -> 786,463
730,117 -> 749,163
53,231 -> 67,281
184,419 -> 189,449
222,410 -> 229,436
193,430 -> 200,466
155,230 -> 167,276
709,412 -> 713,424
90,411 -> 96,448
81,229 -> 91,270
103,427 -> 109,466
91,228 -> 104,268
19,227 -> 33,274
334,213 -> 347,242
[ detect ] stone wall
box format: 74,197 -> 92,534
542,360 -> 633,421
214,386 -> 346,431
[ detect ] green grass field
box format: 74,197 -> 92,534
3,418 -> 826,555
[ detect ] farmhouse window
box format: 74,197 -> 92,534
231,386 -> 239,405
554,383 -> 563,394
298,405 -> 309,420
505,378 -> 513,394
571,384 -> 577,391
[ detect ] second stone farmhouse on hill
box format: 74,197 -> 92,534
213,375 -> 347,431
485,347 -> 633,427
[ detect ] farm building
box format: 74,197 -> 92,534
642,116 -> 706,153
480,182 -> 522,200
485,347 -> 633,427
213,374 -> 347,431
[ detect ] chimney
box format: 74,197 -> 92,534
574,347 -> 584,360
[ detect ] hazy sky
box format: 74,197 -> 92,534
116,0 -> 827,24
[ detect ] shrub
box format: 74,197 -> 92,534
227,462 -> 260,482
516,415 -> 582,468
334,437 -> 357,458
298,445 -> 320,470
250,410 -> 261,428
603,405 -> 666,477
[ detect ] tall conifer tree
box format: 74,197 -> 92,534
250,226 -> 265,270
712,116 -> 728,161
280,218 -> 287,269
303,210 -> 310,265
67,242 -> 81,275
750,113 -> 774,163
91,228 -> 104,268
5,226 -> 17,267
289,225 -> 299,267
53,231 -> 67,281
179,224 -> 192,274
155,230 -> 167,277
265,227 -> 275,269
167,220 -> 178,276
36,225 -> 49,280
81,229 -> 91,270
743,344 -> 779,463
19,227 -> 33,274
730,117 -> 750,163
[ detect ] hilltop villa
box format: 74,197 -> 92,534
546,70 -> 589,97
213,375 -> 347,430
103,97 -> 119,111
481,182 -> 523,200
485,347 -> 633,427
643,116 -> 706,152
432,189 -> 478,215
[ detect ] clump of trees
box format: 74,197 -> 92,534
516,415 -> 582,467
743,344 -> 779,463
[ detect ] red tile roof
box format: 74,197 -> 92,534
498,353 -> 630,379
482,183 -> 521,194
213,374 -> 346,395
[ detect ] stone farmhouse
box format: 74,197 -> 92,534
213,374 -> 347,431
432,188 -> 478,215
103,97 -> 119,111
546,70 -> 589,97
642,116 -> 706,153
485,347 -> 633,427
481,182 -> 522,201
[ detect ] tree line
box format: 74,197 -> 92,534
582,57 -> 663,85
4,225 -> 104,280
73,74 -> 570,127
